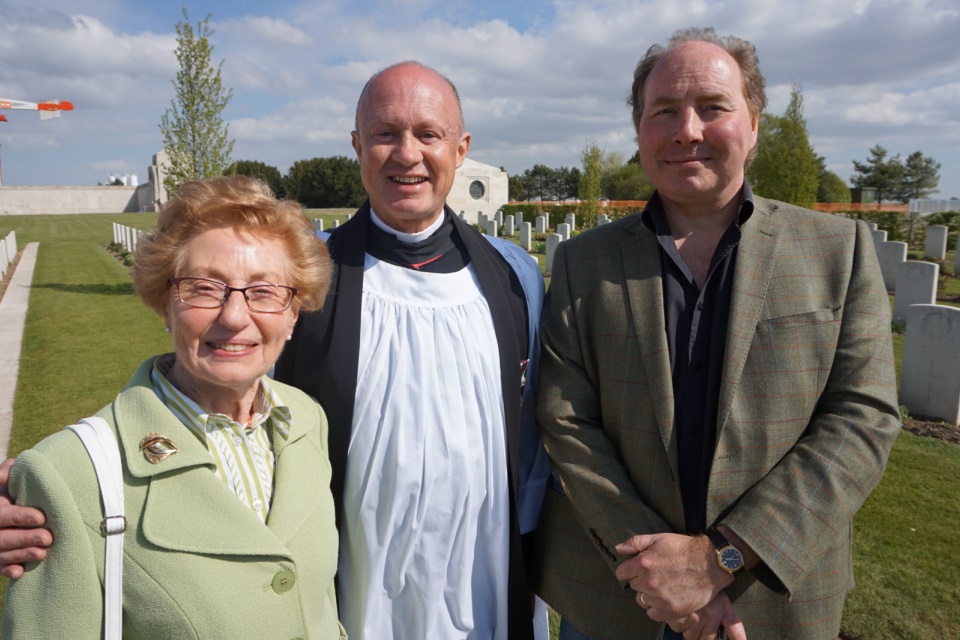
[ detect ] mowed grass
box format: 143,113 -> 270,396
1,213 -> 959,639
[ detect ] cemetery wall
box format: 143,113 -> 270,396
0,184 -> 154,215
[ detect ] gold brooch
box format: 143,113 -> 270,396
139,434 -> 179,464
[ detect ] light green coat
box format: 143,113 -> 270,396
3,357 -> 346,639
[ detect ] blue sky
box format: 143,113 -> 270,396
1,0 -> 959,199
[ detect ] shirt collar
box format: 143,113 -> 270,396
641,182 -> 755,235
150,354 -> 292,443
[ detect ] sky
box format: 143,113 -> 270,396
1,0 -> 959,198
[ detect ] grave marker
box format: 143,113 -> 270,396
900,304 -> 960,426
925,225 -> 948,260
893,261 -> 938,323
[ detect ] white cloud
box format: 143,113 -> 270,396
2,0 -> 960,195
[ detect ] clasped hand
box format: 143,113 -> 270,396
614,532 -> 746,640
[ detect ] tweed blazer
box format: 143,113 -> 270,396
534,196 -> 900,640
3,357 -> 345,640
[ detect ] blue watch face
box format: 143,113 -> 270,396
720,547 -> 743,571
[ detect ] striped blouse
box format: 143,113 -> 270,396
150,354 -> 292,523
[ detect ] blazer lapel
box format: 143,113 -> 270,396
716,198 -> 782,435
112,368 -> 292,559
266,405 -> 323,544
621,217 -> 677,466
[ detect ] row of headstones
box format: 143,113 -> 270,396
0,231 -> 18,279
470,210 -> 612,258
311,213 -> 352,232
870,222 -> 953,261
868,223 -> 960,322
113,223 -> 145,253
868,222 -> 960,427
873,224 -> 959,289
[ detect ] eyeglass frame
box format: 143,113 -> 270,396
169,277 -> 298,314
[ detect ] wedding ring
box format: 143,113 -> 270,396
639,593 -> 651,609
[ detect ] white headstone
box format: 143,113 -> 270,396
871,229 -> 888,245
955,232 -> 960,278
515,211 -> 523,226
876,241 -> 908,292
486,220 -> 499,237
893,261 -> 939,323
536,216 -> 546,234
504,217 -> 515,236
597,214 -> 610,226
557,223 -> 571,242
345,213 -> 352,222
6,231 -> 15,256
494,210 -> 503,225
925,225 -> 948,259
478,212 -> 488,227
900,304 -> 960,426
315,218 -> 324,232
0,240 -> 8,277
565,213 -> 576,232
520,221 -> 532,251
332,220 -> 340,228
866,222 -> 878,231
542,211 -> 550,229
545,233 -> 562,275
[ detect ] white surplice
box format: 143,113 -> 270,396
339,246 -> 511,639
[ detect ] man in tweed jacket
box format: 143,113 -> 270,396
534,28 -> 900,640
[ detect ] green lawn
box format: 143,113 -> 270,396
1,213 -> 959,639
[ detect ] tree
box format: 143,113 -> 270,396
159,8 -> 234,197
579,140 -> 603,215
817,170 -> 851,203
229,160 -> 284,198
555,166 -> 581,201
746,85 -> 819,208
894,150 -> 940,203
284,156 -> 366,208
814,155 -> 851,203
525,164 -> 555,201
508,173 -> 527,201
851,145 -> 904,204
602,163 -> 653,200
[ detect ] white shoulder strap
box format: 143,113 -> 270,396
67,416 -> 125,640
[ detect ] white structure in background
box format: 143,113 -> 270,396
446,159 -> 508,225
1,152 -> 166,215
909,199 -> 960,215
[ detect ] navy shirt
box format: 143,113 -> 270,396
641,185 -> 755,534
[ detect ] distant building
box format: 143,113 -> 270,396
446,158 -> 508,224
851,187 -> 877,204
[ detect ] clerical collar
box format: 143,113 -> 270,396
366,208 -> 470,273
370,208 -> 446,243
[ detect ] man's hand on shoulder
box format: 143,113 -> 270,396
0,457 -> 53,579
614,532 -> 733,618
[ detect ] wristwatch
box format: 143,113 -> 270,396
707,529 -> 745,575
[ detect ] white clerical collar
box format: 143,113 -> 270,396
370,207 -> 446,244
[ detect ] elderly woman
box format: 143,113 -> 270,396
2,176 -> 345,639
